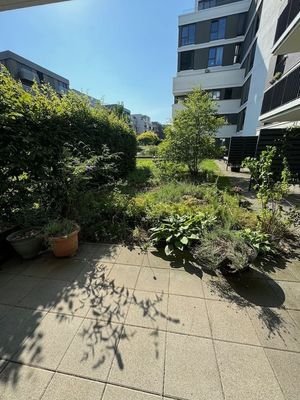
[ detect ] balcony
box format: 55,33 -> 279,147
0,0 -> 68,11
273,0 -> 300,55
260,64 -> 300,122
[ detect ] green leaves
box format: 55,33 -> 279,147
150,212 -> 216,256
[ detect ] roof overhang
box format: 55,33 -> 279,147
0,0 -> 68,11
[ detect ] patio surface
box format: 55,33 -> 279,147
0,243 -> 299,400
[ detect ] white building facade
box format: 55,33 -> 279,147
131,114 -> 153,135
173,0 -> 294,138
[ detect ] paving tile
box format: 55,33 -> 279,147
50,284 -> 92,317
264,267 -> 299,282
164,333 -> 223,400
0,307 -> 46,359
41,372 -> 105,400
266,349 -> 300,400
284,259 -> 300,281
19,279 -> 67,311
0,304 -> 12,321
108,264 -> 140,289
135,268 -> 169,293
169,270 -> 203,298
115,246 -> 145,266
20,254 -> 58,278
0,257 -> 32,275
0,362 -> 53,400
103,385 -> 162,399
44,257 -> 88,281
58,319 -> 120,381
126,290 -> 168,330
202,275 -> 233,302
76,262 -> 113,287
288,309 -> 300,327
0,359 -> 8,373
0,275 -> 42,306
215,341 -> 284,400
77,243 -> 120,262
167,295 -> 211,337
248,307 -> 300,351
0,273 -> 14,289
87,288 -> 133,323
13,313 -> 82,369
207,301 -> 260,345
108,326 -> 165,395
274,281 -> 300,310
143,250 -> 173,269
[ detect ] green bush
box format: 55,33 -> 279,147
137,131 -> 159,145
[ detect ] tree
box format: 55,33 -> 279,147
137,131 -> 159,146
161,89 -> 225,176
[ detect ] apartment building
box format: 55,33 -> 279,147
131,114 -> 153,135
0,0 -> 68,11
152,121 -> 164,139
0,50 -> 69,93
260,0 -> 300,130
173,0 -> 295,138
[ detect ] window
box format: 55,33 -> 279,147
210,18 -> 226,41
237,108 -> 246,131
209,90 -> 221,100
233,44 -> 241,64
208,47 -> 223,67
180,24 -> 196,46
224,88 -> 233,99
198,0 -> 217,10
179,51 -> 194,71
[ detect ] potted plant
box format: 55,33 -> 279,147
6,227 -> 43,260
0,224 -> 20,262
44,219 -> 80,258
192,229 -> 257,275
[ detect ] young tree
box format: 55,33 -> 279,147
162,89 -> 225,176
137,131 -> 159,146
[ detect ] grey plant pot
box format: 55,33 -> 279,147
6,228 -> 43,260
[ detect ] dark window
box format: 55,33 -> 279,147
222,114 -> 238,125
237,108 -> 246,131
198,0 -> 217,10
241,76 -> 251,105
224,88 -> 233,99
210,18 -> 226,40
180,51 -> 194,71
274,55 -> 287,75
180,24 -> 196,46
208,47 -> 223,67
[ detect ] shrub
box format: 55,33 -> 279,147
193,229 -> 256,273
137,131 -> 159,145
150,212 -> 216,255
44,219 -> 77,237
241,228 -> 275,254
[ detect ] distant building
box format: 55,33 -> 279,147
105,104 -> 131,119
151,121 -> 164,139
0,50 -> 69,94
71,89 -> 101,107
131,114 -> 152,134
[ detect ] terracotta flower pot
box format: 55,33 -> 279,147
49,225 -> 80,258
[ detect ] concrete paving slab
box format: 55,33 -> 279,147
265,349 -> 300,400
0,359 -> 8,373
0,307 -> 46,359
0,304 -> 12,321
169,270 -> 203,298
135,267 -> 169,293
215,341 -> 284,400
44,258 -> 88,282
288,309 -> 300,327
108,264 -> 140,289
41,372 -> 105,400
13,313 -> 82,370
58,319 -> 120,381
19,279 -> 67,311
77,243 -> 121,262
20,254 -> 58,278
50,285 -> 92,318
108,325 -> 165,395
103,385 -> 162,399
167,295 -> 211,337
143,250 -> 173,269
0,257 -> 32,275
274,281 -> 300,310
115,246 -> 145,266
164,333 -> 223,400
126,290 -> 169,330
0,362 -> 53,400
0,273 -> 15,289
0,275 -> 42,306
207,301 -> 260,345
248,307 -> 300,351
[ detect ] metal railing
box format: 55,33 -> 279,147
261,64 -> 300,115
274,0 -> 300,44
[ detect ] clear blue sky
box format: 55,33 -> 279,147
0,0 -> 193,123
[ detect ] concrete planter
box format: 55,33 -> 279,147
6,227 -> 43,260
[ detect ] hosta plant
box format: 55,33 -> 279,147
150,212 -> 216,256
241,228 -> 275,254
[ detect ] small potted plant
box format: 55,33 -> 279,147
6,227 -> 43,259
44,219 -> 80,258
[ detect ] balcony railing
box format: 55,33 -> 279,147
274,0 -> 300,44
261,64 -> 300,115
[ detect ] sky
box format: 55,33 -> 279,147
0,0 -> 194,123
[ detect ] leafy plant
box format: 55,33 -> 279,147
241,228 -> 274,254
193,229 -> 256,273
44,219 -> 78,237
150,212 -> 216,255
137,131 -> 159,146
